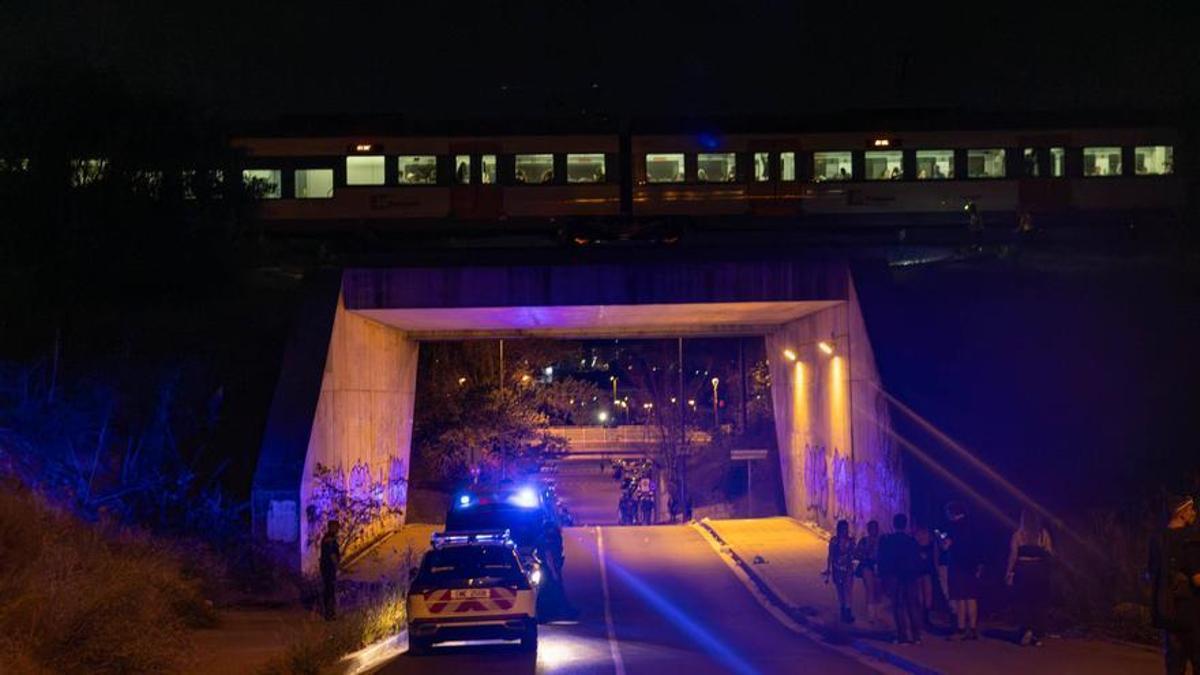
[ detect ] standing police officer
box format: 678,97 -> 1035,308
320,519 -> 341,621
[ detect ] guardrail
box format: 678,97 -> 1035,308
548,425 -> 712,448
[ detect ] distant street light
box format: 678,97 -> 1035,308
711,377 -> 720,427
610,375 -> 618,407
597,410 -> 609,424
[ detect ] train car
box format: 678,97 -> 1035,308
630,126 -> 1183,229
228,133 -> 621,229
228,120 -> 1184,236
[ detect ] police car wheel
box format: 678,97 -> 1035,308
520,625 -> 538,652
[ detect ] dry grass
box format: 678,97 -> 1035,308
257,587 -> 406,675
0,485 -> 217,674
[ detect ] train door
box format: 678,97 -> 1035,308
450,145 -> 502,219
747,144 -> 784,216
1016,140 -> 1071,217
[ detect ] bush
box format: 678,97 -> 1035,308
0,485 -> 217,673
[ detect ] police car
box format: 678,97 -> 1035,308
406,530 -> 541,654
444,484 -> 562,576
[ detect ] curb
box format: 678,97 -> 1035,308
696,519 -> 942,675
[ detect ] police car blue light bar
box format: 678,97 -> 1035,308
508,486 -> 539,509
430,529 -> 514,548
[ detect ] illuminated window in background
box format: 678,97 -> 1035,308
346,156 -> 385,185
70,158 -> 109,187
1023,148 -> 1040,177
242,169 -> 281,198
780,152 -> 796,181
915,150 -> 954,179
398,156 -> 437,184
1050,147 -> 1064,177
754,152 -> 770,182
967,149 -> 1006,178
515,154 -> 554,183
295,169 -> 334,199
1083,147 -> 1122,177
813,151 -> 852,181
864,150 -> 902,180
567,153 -> 606,183
697,153 -> 736,182
645,153 -> 685,183
1135,146 -> 1173,175
481,155 -> 497,184
454,155 -> 471,184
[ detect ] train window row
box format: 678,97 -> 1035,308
644,145 -> 1173,184
237,144 -> 1175,199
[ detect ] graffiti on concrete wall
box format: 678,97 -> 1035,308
805,444 -> 828,519
306,456 -> 406,553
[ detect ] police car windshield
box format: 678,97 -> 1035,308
415,546 -> 524,587
445,505 -> 542,547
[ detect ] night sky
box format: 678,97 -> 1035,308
2,1 -> 1196,122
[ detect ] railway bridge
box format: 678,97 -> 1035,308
252,257 -> 907,571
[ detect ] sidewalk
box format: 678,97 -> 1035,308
701,517 -> 1161,675
188,524 -> 437,674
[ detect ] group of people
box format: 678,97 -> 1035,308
612,459 -> 658,525
825,502 -> 1054,647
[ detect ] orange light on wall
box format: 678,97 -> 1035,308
818,341 -> 835,356
783,348 -> 798,362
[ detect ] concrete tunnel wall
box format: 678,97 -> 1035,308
253,261 -> 906,571
765,276 -> 907,531
252,275 -> 418,574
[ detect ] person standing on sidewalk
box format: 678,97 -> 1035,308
825,519 -> 857,624
879,514 -> 923,644
1006,508 -> 1054,646
1148,494 -> 1199,674
855,520 -> 883,625
319,519 -> 341,621
914,524 -> 938,630
943,501 -> 983,640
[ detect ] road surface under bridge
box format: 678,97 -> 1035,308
377,524 -> 873,675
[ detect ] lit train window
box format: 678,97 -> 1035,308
780,152 -> 796,181
967,149 -> 1005,178
865,151 -> 902,180
1050,148 -> 1064,177
398,156 -> 437,184
697,153 -> 736,182
1023,148 -> 1040,177
481,155 -> 497,184
455,155 -> 471,184
515,154 -> 554,183
1082,147 -> 1122,177
813,151 -> 852,182
915,150 -> 954,179
346,156 -> 385,185
1135,146 -> 1172,175
567,154 -> 606,183
645,154 -> 684,183
754,153 -> 770,182
242,169 -> 281,198
295,169 -> 334,199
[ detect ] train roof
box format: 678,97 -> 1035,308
230,108 -> 1187,139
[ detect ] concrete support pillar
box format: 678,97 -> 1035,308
297,296 -> 418,573
253,278 -> 419,574
765,273 -> 907,531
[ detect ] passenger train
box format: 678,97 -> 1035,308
230,120 -> 1185,236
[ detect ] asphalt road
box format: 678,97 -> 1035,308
552,459 -> 623,526
379,525 -> 876,674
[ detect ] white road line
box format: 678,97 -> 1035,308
596,527 -> 627,675
689,522 -> 907,675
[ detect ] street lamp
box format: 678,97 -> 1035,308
610,375 -> 618,407
597,410 -> 609,424
711,377 -> 720,428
